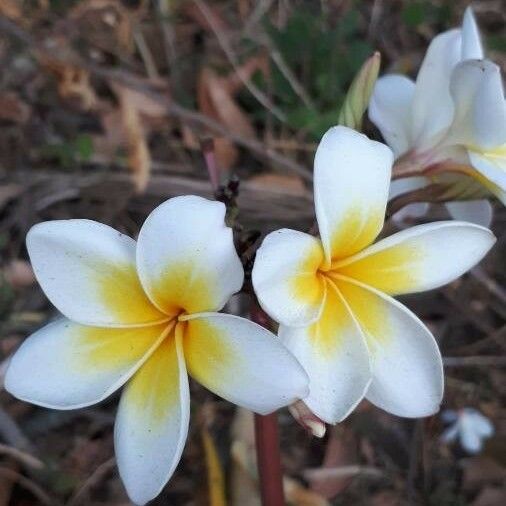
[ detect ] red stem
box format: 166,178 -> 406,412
250,304 -> 285,506
254,412 -> 285,506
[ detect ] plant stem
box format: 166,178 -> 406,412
250,304 -> 285,506
254,412 -> 285,506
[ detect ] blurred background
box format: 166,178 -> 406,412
0,0 -> 505,504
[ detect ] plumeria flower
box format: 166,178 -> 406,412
441,408 -> 494,453
252,126 -> 495,424
370,7 -> 506,227
5,196 -> 309,505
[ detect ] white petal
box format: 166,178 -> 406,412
334,221 -> 495,295
26,220 -> 165,327
441,423 -> 459,443
411,29 -> 461,148
388,177 -> 429,222
446,200 -> 493,227
459,419 -> 483,454
314,126 -> 393,265
136,196 -> 244,315
369,75 -> 415,157
469,148 -> 506,191
441,409 -> 459,423
449,60 -> 506,149
278,280 -> 372,424
115,332 -> 189,505
5,319 -> 166,409
334,277 -> 444,417
465,409 -> 494,438
183,313 -> 309,415
252,229 -> 326,327
461,7 -> 484,60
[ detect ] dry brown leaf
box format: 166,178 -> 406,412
0,0 -> 22,21
309,426 -> 357,499
0,184 -> 22,210
462,457 -> 506,492
41,56 -> 99,111
370,491 -> 404,506
202,427 -> 227,506
0,92 -> 31,123
68,0 -> 134,53
472,487 -> 506,506
197,67 -> 256,171
3,260 -> 35,289
116,86 -> 150,193
284,477 -> 329,506
230,409 -> 260,506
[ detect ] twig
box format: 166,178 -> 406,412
192,0 -> 287,123
0,467 -> 55,506
443,356 -> 506,367
470,265 -> 506,306
303,465 -> 383,481
251,305 -> 285,506
133,29 -> 159,79
0,444 -> 44,470
254,414 -> 285,506
0,15 -> 311,181
0,406 -> 33,452
65,457 -> 116,506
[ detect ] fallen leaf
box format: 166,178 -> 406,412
68,0 -> 135,53
0,0 -> 22,21
196,66 -> 257,171
111,83 -> 151,192
462,457 -> 506,492
309,426 -> 357,499
472,487 -> 506,506
202,426 -> 227,506
0,92 -> 31,124
284,477 -> 329,506
3,260 -> 35,288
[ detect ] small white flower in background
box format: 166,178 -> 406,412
5,196 -> 309,505
253,126 -> 495,424
441,408 -> 494,453
370,7 -> 506,227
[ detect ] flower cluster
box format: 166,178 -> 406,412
370,7 -> 506,225
5,8 -> 501,505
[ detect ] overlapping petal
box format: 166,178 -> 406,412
115,331 -> 189,506
469,146 -> 506,192
334,277 -> 443,417
333,221 -> 495,295
5,319 -> 167,409
449,60 -> 506,150
369,75 -> 415,157
26,220 -> 166,327
183,313 -> 309,414
461,7 -> 483,59
136,196 -> 244,316
278,280 -> 371,423
411,29 -> 462,148
314,127 -> 393,266
446,200 -> 493,227
252,229 -> 326,327
388,177 -> 429,222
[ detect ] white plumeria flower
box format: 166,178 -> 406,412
5,195 -> 309,505
370,7 -> 506,227
441,408 -> 494,453
252,126 -> 495,424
